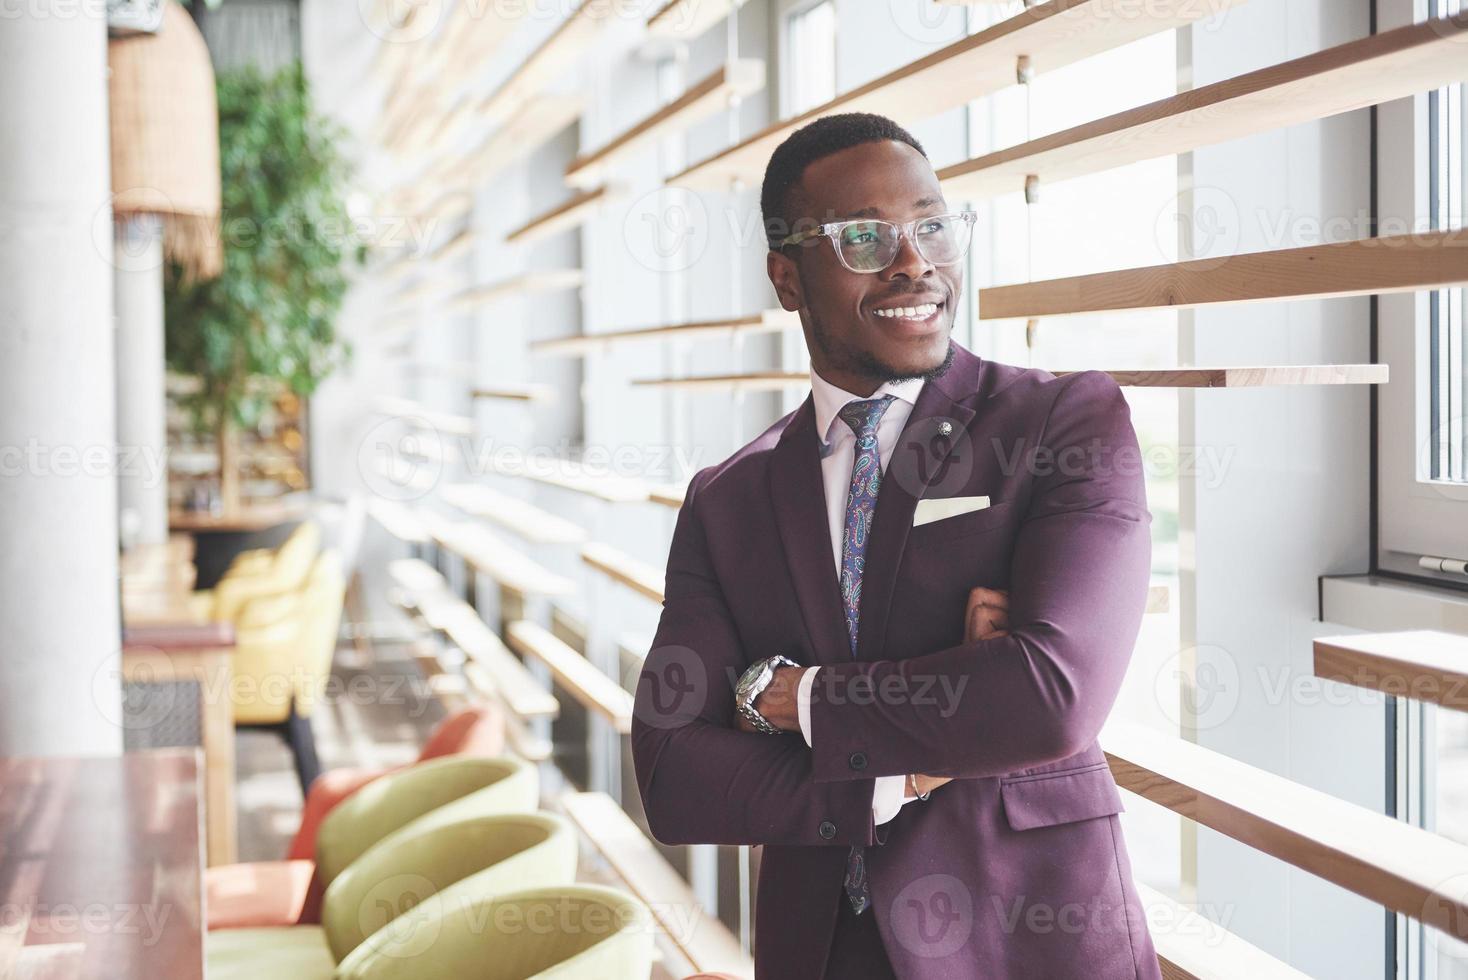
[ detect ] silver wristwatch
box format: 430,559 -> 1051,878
735,654 -> 800,734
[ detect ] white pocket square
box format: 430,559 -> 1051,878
912,495 -> 991,527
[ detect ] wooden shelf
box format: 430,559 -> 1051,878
632,365 -> 1389,390
531,309 -> 797,356
980,229 -> 1468,320
430,226 -> 475,262
1314,630 -> 1468,711
484,455 -> 652,504
475,1 -> 618,128
434,93 -> 583,192
448,268 -> 583,314
647,483 -> 688,509
505,186 -> 619,247
507,621 -> 634,734
1135,882 -> 1312,980
645,0 -> 741,39
1103,720 -> 1468,942
422,513 -> 577,598
373,396 -> 475,436
582,542 -> 665,603
440,483 -> 588,546
560,790 -> 754,975
668,0 -> 1243,189
565,60 -> 766,190
939,14 -> 1468,202
471,384 -> 556,403
368,498 -> 430,545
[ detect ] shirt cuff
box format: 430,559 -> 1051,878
797,666 -> 818,748
875,776 -> 913,825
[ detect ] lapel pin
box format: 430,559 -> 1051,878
937,421 -> 953,436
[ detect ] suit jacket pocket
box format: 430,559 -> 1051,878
907,498 -> 1016,547
999,762 -> 1125,831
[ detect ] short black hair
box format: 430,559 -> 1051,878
760,112 -> 927,249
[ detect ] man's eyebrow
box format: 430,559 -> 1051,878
833,196 -> 947,222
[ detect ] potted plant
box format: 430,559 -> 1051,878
164,60 -> 362,516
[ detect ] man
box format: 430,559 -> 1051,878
631,112 -> 1161,980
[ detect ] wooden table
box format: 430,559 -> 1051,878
120,538 -> 239,867
0,750 -> 206,979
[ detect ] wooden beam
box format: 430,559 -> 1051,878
440,483 -> 588,545
645,0 -> 741,39
939,13 -> 1468,201
1103,720 -> 1468,942
1314,630 -> 1468,711
582,542 -> 666,603
632,366 -> 1389,390
505,186 -> 618,247
423,514 -> 577,598
565,60 -> 766,189
507,621 -> 634,733
560,791 -> 755,975
448,268 -> 583,314
1135,882 -> 1312,980
980,229 -> 1468,319
531,309 -> 797,356
471,384 -> 556,403
668,0 -> 1247,189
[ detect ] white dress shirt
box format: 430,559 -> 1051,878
795,366 -> 925,825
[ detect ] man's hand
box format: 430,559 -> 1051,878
905,588 -> 1012,799
736,665 -> 804,734
965,586 -> 1010,643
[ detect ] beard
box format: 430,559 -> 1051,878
807,302 -> 956,384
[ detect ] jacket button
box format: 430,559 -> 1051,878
849,751 -> 868,771
818,820 -> 837,840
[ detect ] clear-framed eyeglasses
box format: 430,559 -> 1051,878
771,210 -> 978,274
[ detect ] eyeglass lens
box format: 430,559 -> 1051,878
836,214 -> 973,272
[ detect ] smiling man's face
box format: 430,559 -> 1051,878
767,139 -> 961,396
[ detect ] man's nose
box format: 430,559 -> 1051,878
883,232 -> 935,280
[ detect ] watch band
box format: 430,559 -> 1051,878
736,654 -> 799,734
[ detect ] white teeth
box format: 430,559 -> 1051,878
874,303 -> 938,319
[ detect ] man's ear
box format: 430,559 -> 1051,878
767,249 -> 804,313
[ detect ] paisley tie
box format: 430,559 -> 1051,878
835,394 -> 895,916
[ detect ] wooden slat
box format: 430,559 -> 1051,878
939,13 -> 1468,201
374,396 -> 475,436
422,513 -> 577,598
475,0 -> 619,127
448,268 -> 583,314
1147,584 -> 1170,615
645,0 -> 739,38
471,384 -> 556,402
484,455 -> 652,503
387,558 -> 448,596
647,483 -> 688,509
1135,883 -> 1311,980
368,497 -> 429,545
1103,720 -> 1468,942
668,0 -> 1246,189
531,309 -> 798,356
561,791 -> 755,975
565,60 -> 766,189
415,93 -> 583,197
632,366 -> 1389,389
440,483 -> 588,545
980,229 -> 1468,320
582,542 -> 665,603
1314,630 -> 1468,711
464,663 -> 556,761
505,186 -> 618,246
507,620 -> 634,733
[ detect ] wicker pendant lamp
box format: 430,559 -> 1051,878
107,1 -> 222,282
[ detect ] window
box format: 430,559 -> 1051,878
784,0 -> 835,116
1428,0 -> 1465,484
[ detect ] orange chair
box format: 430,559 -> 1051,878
207,706 -> 506,930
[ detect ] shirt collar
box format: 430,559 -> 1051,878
810,366 -> 924,446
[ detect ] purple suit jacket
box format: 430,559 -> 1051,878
632,344 -> 1163,980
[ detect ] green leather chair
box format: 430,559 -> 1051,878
208,755 -> 538,931
336,883 -> 656,980
207,810 -> 577,980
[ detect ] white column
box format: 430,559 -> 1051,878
114,213 -> 169,547
0,0 -> 123,756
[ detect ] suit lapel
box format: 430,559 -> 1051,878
854,345 -> 987,662
769,397 -> 852,667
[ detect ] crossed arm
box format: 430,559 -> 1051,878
630,371 -> 1151,847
